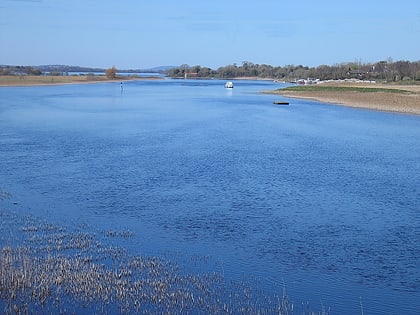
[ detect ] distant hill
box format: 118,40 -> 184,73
1,64 -> 179,74
116,66 -> 177,73
121,66 -> 177,73
147,66 -> 177,72
34,65 -> 105,73
35,65 -> 177,73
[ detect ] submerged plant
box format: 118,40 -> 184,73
0,209 -> 311,314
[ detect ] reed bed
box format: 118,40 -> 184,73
0,190 -> 325,315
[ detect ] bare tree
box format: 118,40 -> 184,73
105,67 -> 117,79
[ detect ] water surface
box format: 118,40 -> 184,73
1,79 -> 419,314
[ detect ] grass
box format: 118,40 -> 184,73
0,75 -> 115,86
0,75 -> 160,86
265,82 -> 420,114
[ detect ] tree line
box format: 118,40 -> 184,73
0,65 -> 107,75
167,59 -> 420,82
0,65 -> 120,79
0,66 -> 43,76
2,60 -> 419,82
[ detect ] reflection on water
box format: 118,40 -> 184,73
0,79 -> 419,314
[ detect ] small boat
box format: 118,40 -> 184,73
225,81 -> 234,88
273,101 -> 289,105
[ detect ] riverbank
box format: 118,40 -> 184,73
268,83 -> 420,115
0,75 -> 163,86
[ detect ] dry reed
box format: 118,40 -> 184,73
0,192 -> 321,314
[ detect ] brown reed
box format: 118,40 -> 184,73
0,207 -> 308,314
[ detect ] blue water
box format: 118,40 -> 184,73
1,79 -> 419,314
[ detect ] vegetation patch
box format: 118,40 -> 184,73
264,83 -> 420,115
0,204 -> 309,314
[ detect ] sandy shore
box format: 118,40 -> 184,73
0,75 -> 162,86
271,83 -> 420,115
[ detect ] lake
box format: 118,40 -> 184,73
0,79 -> 419,314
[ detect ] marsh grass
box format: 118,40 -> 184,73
0,205 -> 327,315
0,185 -> 332,314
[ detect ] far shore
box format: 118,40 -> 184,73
0,75 -> 163,87
268,82 -> 420,115
2,76 -> 419,115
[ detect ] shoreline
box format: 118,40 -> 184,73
2,76 -> 419,115
269,83 -> 420,115
0,75 -> 163,87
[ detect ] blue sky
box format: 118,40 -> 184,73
1,0 -> 419,69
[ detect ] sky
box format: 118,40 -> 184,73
0,0 -> 419,69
